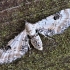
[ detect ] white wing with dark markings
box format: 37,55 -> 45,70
34,9 -> 70,36
0,30 -> 29,64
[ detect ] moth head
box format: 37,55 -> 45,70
25,21 -> 36,36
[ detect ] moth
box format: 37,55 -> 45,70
0,9 -> 70,64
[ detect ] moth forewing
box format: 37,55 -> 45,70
7,30 -> 26,50
0,30 -> 29,64
34,9 -> 70,37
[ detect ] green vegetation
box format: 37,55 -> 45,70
0,0 -> 70,70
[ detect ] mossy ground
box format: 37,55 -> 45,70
0,0 -> 70,70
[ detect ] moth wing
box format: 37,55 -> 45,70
34,9 -> 70,37
0,30 -> 30,64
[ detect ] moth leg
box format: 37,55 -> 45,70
25,35 -> 32,57
45,35 -> 57,46
25,44 -> 31,57
27,42 -> 33,57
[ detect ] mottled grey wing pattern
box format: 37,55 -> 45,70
34,9 -> 70,36
0,30 -> 29,64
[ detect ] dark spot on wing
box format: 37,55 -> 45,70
36,29 -> 38,33
53,12 -> 60,20
5,45 -> 11,50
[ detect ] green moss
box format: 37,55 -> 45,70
0,0 -> 70,70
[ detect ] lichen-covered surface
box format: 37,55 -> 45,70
0,0 -> 70,70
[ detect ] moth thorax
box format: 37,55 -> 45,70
25,22 -> 36,36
